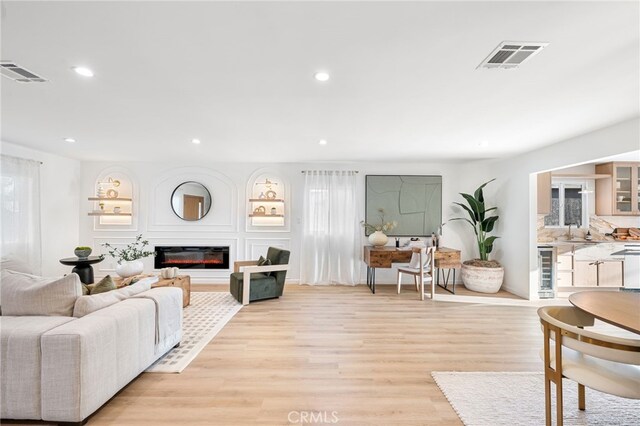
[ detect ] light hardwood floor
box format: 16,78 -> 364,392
25,284 -> 544,425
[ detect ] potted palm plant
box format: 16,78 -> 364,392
451,179 -> 504,293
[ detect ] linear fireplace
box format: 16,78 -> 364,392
154,246 -> 230,270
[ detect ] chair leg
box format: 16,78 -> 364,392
397,271 -> 402,294
413,275 -> 419,291
578,383 -> 585,411
430,278 -> 435,300
556,374 -> 564,426
419,276 -> 425,301
544,373 -> 552,426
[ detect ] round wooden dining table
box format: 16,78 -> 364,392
568,291 -> 640,334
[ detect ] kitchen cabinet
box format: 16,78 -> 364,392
574,260 -> 598,287
599,261 -> 624,287
595,162 -> 640,216
552,243 -> 625,289
537,172 -> 552,215
556,252 -> 574,287
574,259 -> 624,287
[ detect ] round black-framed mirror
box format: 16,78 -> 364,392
170,181 -> 212,221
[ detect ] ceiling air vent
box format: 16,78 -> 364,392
0,61 -> 48,82
477,42 -> 548,70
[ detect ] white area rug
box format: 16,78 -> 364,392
146,292 -> 242,373
431,372 -> 639,426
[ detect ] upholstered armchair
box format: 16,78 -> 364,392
229,247 -> 290,305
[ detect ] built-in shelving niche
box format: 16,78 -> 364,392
89,168 -> 138,230
246,169 -> 290,232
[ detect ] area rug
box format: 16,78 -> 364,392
146,292 -> 242,373
431,372 -> 639,426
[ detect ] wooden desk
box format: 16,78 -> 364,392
363,246 -> 461,294
569,291 -> 640,334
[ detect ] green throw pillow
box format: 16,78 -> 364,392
81,284 -> 90,295
90,275 -> 116,295
257,256 -> 272,276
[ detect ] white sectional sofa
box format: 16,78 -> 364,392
0,260 -> 182,425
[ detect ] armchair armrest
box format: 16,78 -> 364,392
234,260 -> 258,273
242,264 -> 290,305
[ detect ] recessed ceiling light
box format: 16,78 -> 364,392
318,139 -> 328,145
314,72 -> 330,82
72,66 -> 94,77
64,137 -> 76,143
192,138 -> 201,145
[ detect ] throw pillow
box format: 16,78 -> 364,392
0,270 -> 82,316
90,275 -> 116,295
73,279 -> 153,317
257,255 -> 272,276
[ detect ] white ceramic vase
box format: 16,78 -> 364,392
115,259 -> 144,278
368,231 -> 389,247
460,263 -> 504,293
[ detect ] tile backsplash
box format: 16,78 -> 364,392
537,215 -> 640,242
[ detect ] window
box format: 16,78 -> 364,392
544,181 -> 589,228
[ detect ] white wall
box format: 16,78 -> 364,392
461,118 -> 640,299
0,141 -> 81,276
79,161 -> 470,284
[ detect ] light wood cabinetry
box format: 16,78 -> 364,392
574,261 -> 598,287
537,172 -> 552,215
598,261 -> 624,287
574,259 -> 624,288
595,162 -> 640,216
556,252 -> 574,287
554,244 -> 625,289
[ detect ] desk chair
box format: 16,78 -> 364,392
537,306 -> 640,426
397,246 -> 435,300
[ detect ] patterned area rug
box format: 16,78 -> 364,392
432,372 -> 639,426
146,292 -> 242,373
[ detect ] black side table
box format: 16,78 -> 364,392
59,256 -> 104,284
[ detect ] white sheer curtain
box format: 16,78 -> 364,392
301,170 -> 360,285
1,155 -> 42,274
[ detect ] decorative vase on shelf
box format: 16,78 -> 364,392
368,231 -> 389,247
115,260 -> 144,278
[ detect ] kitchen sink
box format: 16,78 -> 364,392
554,238 -> 600,244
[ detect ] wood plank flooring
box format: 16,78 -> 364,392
94,285 -> 543,425
23,284 -> 545,425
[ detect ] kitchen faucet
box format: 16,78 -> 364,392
566,223 -> 575,240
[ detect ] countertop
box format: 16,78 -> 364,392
537,239 -> 640,246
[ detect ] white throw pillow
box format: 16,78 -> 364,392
0,270 -> 82,316
72,280 -> 152,317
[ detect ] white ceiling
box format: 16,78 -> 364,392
1,1 -> 638,163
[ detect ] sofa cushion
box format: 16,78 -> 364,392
89,275 -> 116,295
73,280 -> 153,318
0,271 -> 82,316
1,316 -> 77,419
0,257 -> 33,274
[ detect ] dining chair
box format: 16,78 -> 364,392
537,306 -> 640,426
397,246 -> 435,300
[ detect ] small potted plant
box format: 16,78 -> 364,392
451,179 -> 504,293
361,208 -> 398,246
74,246 -> 92,259
102,234 -> 156,278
